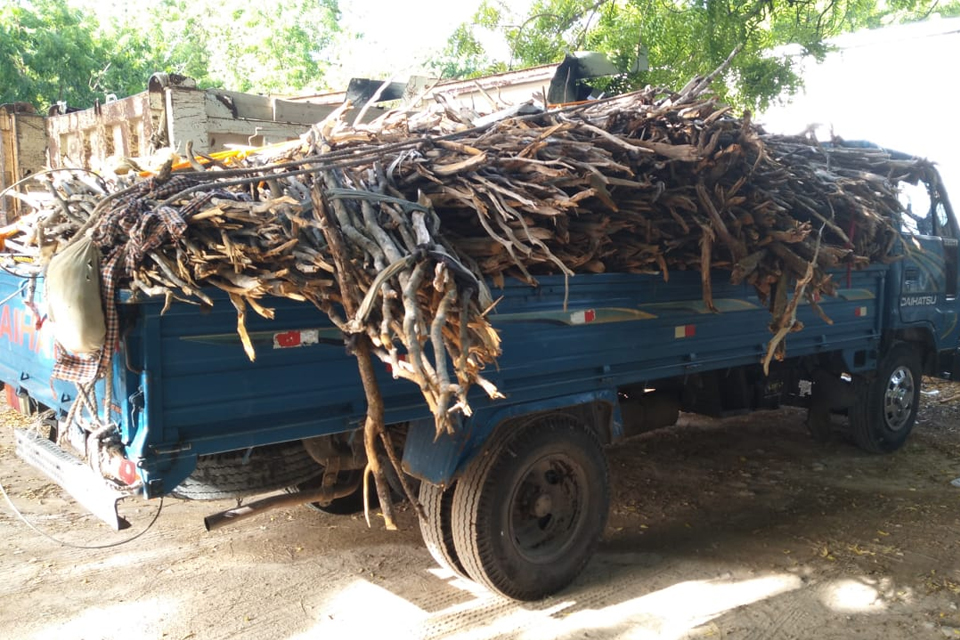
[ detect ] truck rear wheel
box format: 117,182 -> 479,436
850,343 -> 922,453
172,442 -> 321,500
451,415 -> 609,601
418,481 -> 468,579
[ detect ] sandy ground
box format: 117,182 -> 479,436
1,382 -> 959,640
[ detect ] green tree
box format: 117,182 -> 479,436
0,0 -> 160,108
1,0 -> 345,110
142,0 -> 343,94
438,0 -> 960,110
434,23 -> 504,80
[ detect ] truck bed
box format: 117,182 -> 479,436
0,265 -> 887,494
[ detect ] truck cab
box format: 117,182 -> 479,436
892,168 -> 960,378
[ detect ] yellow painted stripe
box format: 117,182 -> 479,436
493,307 -> 657,325
836,289 -> 876,301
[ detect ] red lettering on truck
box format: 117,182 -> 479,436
17,308 -> 36,351
0,305 -> 13,343
0,303 -> 49,355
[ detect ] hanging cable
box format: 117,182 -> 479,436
0,474 -> 162,550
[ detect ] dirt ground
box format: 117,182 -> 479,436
1,381 -> 959,640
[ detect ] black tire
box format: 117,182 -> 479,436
451,415 -> 609,601
850,343 -> 922,453
805,369 -> 840,443
419,481 -> 469,579
384,454 -> 421,502
286,469 -> 367,515
172,442 -> 321,500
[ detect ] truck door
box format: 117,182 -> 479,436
896,176 -> 960,362
937,188 -> 960,377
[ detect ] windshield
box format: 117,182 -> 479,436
897,178 -> 956,239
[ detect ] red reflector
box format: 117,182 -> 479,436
274,330 -> 301,348
674,325 -> 696,339
4,385 -> 16,408
4,386 -> 29,414
118,460 -> 138,486
570,309 -> 596,324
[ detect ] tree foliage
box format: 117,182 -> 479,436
0,0 -> 159,108
437,0 -> 960,110
0,0 -> 343,110
141,0 -> 342,94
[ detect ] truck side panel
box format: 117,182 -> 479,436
1,265 -> 888,495
127,267 -> 887,491
402,267 -> 887,482
0,285 -> 72,413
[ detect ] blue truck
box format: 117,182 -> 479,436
1,152 -> 959,601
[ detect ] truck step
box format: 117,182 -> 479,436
14,429 -> 130,531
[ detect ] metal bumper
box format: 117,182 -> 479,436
14,429 -> 130,530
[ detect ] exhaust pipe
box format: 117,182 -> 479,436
204,477 -> 362,531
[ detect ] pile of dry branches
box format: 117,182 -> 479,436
1,77 -> 934,525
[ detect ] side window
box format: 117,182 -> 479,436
935,202 -> 956,239
897,181 -> 933,236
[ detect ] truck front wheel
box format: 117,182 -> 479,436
850,343 -> 922,453
451,415 -> 609,600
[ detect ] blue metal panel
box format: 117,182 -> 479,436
1,264 -> 893,495
0,276 -> 74,416
403,388 -> 622,485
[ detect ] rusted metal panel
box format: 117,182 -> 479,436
272,98 -> 335,126
44,79 -> 335,170
207,89 -> 274,121
0,110 -> 12,212
15,114 -> 47,171
46,92 -> 157,171
200,91 -> 334,150
164,87 -> 208,154
0,105 -> 47,223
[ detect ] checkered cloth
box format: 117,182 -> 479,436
51,251 -> 122,383
51,176 -> 246,385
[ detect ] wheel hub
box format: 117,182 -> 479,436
883,366 -> 915,431
508,454 -> 587,562
532,493 -> 553,518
